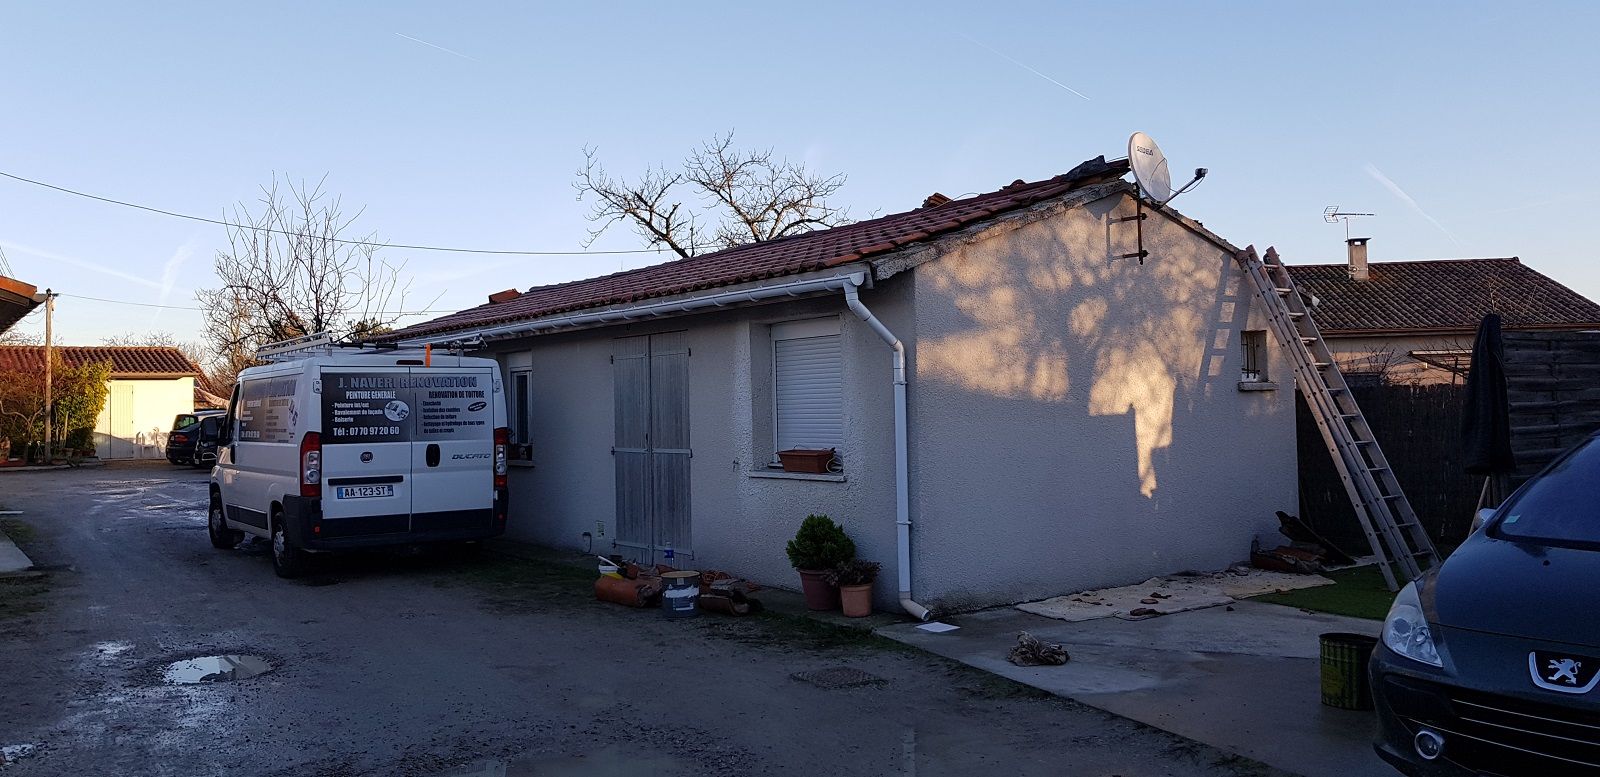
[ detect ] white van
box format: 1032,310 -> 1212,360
207,348 -> 509,577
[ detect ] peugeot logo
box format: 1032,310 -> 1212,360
1530,650 -> 1600,693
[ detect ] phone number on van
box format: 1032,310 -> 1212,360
330,426 -> 401,438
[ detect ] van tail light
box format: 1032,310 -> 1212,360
493,427 -> 509,490
300,432 -> 322,498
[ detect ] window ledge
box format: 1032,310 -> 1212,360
1237,381 -> 1280,392
746,469 -> 846,482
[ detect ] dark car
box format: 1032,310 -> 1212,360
164,411 -> 225,466
1371,431 -> 1600,776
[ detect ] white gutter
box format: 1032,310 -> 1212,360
844,279 -> 930,621
406,269 -> 930,620
401,272 -> 869,347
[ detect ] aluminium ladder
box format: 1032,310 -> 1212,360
1235,246 -> 1440,591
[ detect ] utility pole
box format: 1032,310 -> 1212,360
42,289 -> 55,460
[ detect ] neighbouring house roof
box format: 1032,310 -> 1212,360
1290,258 -> 1600,336
384,156 -> 1129,342
0,275 -> 42,335
0,346 -> 202,378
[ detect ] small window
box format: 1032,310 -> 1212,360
772,318 -> 843,464
1241,330 -> 1268,383
509,369 -> 532,460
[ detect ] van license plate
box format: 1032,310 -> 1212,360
335,485 -> 394,499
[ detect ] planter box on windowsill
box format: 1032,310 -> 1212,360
777,448 -> 836,474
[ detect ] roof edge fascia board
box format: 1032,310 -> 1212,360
1322,323 -> 1600,338
400,265 -> 874,347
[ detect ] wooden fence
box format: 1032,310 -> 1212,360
1295,383 -> 1476,554
1504,330 -> 1600,482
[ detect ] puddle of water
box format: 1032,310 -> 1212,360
432,746 -> 684,777
161,655 -> 273,684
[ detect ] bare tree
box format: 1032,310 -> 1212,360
195,175 -> 413,383
575,132 -> 850,258
102,331 -> 207,368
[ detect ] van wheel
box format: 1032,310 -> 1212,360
270,515 -> 308,579
208,497 -> 243,549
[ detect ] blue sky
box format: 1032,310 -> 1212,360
3,2 -> 1596,346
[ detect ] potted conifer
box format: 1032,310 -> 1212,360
785,514 -> 855,611
825,560 -> 881,618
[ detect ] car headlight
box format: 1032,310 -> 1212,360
1383,581 -> 1442,667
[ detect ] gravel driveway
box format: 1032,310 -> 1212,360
0,463 -> 1286,777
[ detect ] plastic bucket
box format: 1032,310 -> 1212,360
1320,632 -> 1379,710
662,571 -> 700,619
598,561 -> 621,579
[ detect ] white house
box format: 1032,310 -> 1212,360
383,154 -> 1299,614
0,346 -> 201,459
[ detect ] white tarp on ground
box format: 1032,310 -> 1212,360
1015,568 -> 1335,622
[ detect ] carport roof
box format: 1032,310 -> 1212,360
0,346 -> 202,378
0,275 -> 42,335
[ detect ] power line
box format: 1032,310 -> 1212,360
0,169 -> 692,257
57,292 -> 457,317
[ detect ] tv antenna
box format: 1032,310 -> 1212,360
1323,206 -> 1374,240
1120,132 -> 1208,264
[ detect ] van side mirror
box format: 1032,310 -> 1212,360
1472,507 -> 1496,533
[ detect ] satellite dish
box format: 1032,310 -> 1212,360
1128,132 -> 1172,203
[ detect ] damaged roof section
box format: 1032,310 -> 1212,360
384,156 -> 1130,342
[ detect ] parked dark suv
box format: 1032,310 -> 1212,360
165,411 -> 225,467
1371,431 -> 1600,775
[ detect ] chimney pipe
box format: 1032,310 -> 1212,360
1347,237 -> 1370,281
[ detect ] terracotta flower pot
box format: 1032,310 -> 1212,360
796,569 -> 839,611
840,583 -> 873,618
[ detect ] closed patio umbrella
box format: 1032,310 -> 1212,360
1461,313 -> 1514,512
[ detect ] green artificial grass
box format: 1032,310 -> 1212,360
1250,564 -> 1396,620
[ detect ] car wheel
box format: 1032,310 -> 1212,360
207,497 -> 243,549
270,515 -> 308,579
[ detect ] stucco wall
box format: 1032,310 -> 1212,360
906,192 -> 1299,610
491,285 -> 905,604
1321,334 -> 1474,385
94,377 -> 196,459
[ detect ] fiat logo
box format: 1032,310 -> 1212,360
360,451 -> 373,463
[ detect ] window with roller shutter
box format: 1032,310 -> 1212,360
771,318 -> 844,465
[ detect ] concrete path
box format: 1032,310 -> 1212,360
879,600 -> 1390,777
0,523 -> 33,575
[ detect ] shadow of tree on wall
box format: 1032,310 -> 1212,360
915,194 -> 1257,499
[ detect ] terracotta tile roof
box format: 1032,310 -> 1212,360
0,346 -> 201,377
1290,258 -> 1600,334
386,156 -> 1128,341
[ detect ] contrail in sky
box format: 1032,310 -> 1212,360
0,239 -> 161,289
394,32 -> 482,63
1364,163 -> 1463,247
961,34 -> 1090,100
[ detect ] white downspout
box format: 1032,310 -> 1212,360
844,279 -> 931,621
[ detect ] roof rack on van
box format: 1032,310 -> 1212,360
255,331 -> 404,363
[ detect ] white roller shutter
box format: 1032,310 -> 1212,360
773,319 -> 843,455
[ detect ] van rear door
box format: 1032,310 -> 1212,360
319,367 -> 414,535
408,367 -> 497,532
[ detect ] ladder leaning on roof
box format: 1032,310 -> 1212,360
1234,245 -> 1441,591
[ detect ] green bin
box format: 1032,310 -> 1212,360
1320,632 -> 1379,710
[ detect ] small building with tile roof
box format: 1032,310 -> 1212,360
0,345 -> 201,460
1290,241 -> 1600,383
384,154 -> 1299,613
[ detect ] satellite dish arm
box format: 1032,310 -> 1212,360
1163,167 -> 1207,205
